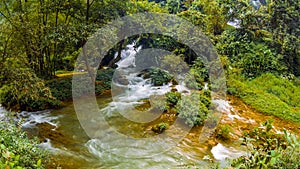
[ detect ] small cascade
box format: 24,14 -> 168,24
18,110 -> 60,128
175,81 -> 190,94
115,42 -> 142,69
227,19 -> 241,28
211,143 -> 246,167
213,99 -> 252,122
213,99 -> 232,113
0,105 -> 6,120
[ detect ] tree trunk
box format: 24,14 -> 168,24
81,0 -> 96,83
82,40 -> 96,84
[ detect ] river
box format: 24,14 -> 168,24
1,43 -> 299,169
3,93 -> 298,168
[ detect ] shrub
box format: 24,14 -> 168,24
150,95 -> 168,112
175,92 -> 211,127
184,58 -> 209,90
166,91 -> 181,107
249,74 -> 300,107
46,69 -> 114,101
152,122 -> 169,134
217,29 -> 287,78
46,77 -> 73,101
216,124 -> 232,140
0,68 -> 59,111
230,120 -> 300,168
0,120 -> 48,169
148,67 -> 173,86
204,113 -> 219,129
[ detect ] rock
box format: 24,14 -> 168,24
116,77 -> 129,85
170,78 -> 178,85
36,122 -> 73,145
171,88 -> 177,92
151,123 -> 168,134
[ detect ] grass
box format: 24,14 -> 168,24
227,73 -> 300,123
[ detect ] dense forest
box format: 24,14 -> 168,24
0,0 -> 299,168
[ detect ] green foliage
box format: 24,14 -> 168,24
148,67 -> 174,86
150,95 -> 168,112
0,68 -> 59,111
269,0 -> 300,76
204,113 -> 219,129
227,74 -> 300,123
127,0 -> 169,13
189,0 -> 227,35
158,122 -> 168,130
95,68 -> 115,86
151,122 -> 169,134
46,77 -> 73,102
0,121 -> 48,169
216,124 -> 232,140
230,120 -> 300,168
250,74 -> 300,107
166,91 -> 181,107
175,92 -> 211,127
150,91 -> 181,112
160,54 -> 189,76
217,29 -> 287,78
184,58 -> 209,90
47,69 -> 114,101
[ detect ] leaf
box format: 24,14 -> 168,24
36,159 -> 42,167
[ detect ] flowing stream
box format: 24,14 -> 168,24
1,43 -> 299,168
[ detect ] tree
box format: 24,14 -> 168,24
269,0 -> 300,75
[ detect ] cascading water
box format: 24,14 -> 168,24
83,43 -> 206,168
0,43 -> 259,168
0,105 -> 5,119
80,43 -> 246,168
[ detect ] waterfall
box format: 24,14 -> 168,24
115,42 -> 142,69
0,105 -> 6,120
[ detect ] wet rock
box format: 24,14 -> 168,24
137,69 -> 151,79
170,78 -> 178,85
135,99 -> 151,111
35,122 -> 74,146
116,77 -> 129,85
171,87 -> 178,92
151,122 -> 169,134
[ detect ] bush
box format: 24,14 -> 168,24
216,124 -> 232,140
46,77 -> 73,101
250,74 -> 300,107
148,67 -> 174,86
166,91 -> 181,107
230,120 -> 300,168
0,68 -> 59,111
150,95 -> 167,112
175,92 -> 211,127
152,122 -> 169,134
0,120 -> 48,169
184,58 -> 209,90
217,29 -> 287,78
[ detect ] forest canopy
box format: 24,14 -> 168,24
0,0 -> 299,110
